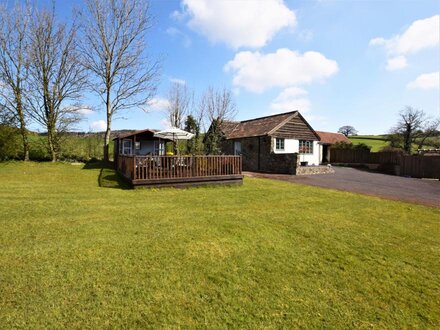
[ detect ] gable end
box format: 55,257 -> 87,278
270,113 -> 319,140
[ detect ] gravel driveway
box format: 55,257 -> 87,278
245,167 -> 440,208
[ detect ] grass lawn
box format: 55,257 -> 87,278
350,135 -> 439,152
0,162 -> 439,328
349,135 -> 390,152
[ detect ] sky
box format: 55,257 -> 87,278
29,0 -> 440,134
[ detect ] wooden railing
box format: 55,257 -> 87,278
117,155 -> 135,180
117,155 -> 242,181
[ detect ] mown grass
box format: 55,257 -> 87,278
0,162 -> 439,328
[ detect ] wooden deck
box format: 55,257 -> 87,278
116,155 -> 243,187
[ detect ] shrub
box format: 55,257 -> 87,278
0,125 -> 22,160
331,141 -> 371,151
379,146 -> 404,153
353,143 -> 371,151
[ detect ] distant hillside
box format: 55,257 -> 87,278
349,135 -> 440,152
349,135 -> 390,152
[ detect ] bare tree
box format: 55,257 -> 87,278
417,118 -> 440,149
390,106 -> 428,154
201,87 -> 237,125
80,0 -> 158,161
27,6 -> 86,162
200,87 -> 236,154
0,2 -> 31,160
167,82 -> 191,128
338,125 -> 358,137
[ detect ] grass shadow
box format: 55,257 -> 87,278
82,160 -> 112,170
82,160 -> 132,189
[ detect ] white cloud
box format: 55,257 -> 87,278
271,97 -> 311,113
369,37 -> 386,47
370,15 -> 440,70
386,56 -> 408,71
224,48 -> 338,93
169,77 -> 186,85
275,87 -> 308,98
170,9 -> 187,22
166,27 -> 192,48
90,120 -> 106,132
407,72 -> 439,90
270,87 -> 310,113
75,106 -> 94,115
160,118 -> 172,129
304,114 -> 328,127
147,97 -> 170,111
297,29 -> 314,42
180,0 -> 296,48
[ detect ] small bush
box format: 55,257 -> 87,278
353,143 -> 371,151
330,141 -> 352,149
379,146 -> 404,153
331,141 -> 371,151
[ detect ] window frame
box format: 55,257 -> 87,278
299,140 -> 314,154
122,139 -> 133,155
234,141 -> 242,155
275,138 -> 285,151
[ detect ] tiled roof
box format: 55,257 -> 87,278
220,120 -> 240,137
221,111 -> 298,139
315,131 -> 351,144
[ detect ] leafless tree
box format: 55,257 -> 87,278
167,82 -> 191,128
338,125 -> 358,137
416,118 -> 440,150
200,86 -> 236,128
0,2 -> 31,160
80,0 -> 159,161
390,106 -> 438,154
27,6 -> 86,162
199,87 -> 236,154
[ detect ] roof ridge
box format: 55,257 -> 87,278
239,110 -> 298,124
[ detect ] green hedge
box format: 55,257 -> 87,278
0,126 -> 113,162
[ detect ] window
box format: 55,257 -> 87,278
135,141 -> 140,150
234,141 -> 242,155
122,139 -> 132,155
275,138 -> 285,151
154,140 -> 165,155
299,140 -> 313,154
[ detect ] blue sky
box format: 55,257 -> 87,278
33,0 -> 440,134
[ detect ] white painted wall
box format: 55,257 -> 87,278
273,138 -> 320,165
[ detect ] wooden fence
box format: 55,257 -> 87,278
330,149 -> 440,179
400,155 -> 440,179
330,149 -> 401,165
117,155 -> 242,182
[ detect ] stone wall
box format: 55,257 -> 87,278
221,136 -> 298,174
296,165 -> 335,175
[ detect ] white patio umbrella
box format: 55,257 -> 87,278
154,127 -> 194,155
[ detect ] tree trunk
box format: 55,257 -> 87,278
103,102 -> 112,162
16,101 -> 29,161
103,126 -> 111,162
47,126 -> 57,162
19,119 -> 29,161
